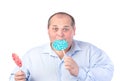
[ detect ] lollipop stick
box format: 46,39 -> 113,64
62,50 -> 65,56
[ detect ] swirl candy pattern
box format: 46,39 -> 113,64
52,40 -> 68,51
12,53 -> 22,67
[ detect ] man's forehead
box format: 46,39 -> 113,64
51,14 -> 70,20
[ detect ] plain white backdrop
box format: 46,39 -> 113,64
0,0 -> 120,81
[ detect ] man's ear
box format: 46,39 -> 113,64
74,26 -> 76,35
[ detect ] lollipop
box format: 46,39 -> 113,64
12,53 -> 22,67
52,39 -> 68,55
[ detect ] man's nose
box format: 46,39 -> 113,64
57,29 -> 64,37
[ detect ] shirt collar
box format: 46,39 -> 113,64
71,40 -> 82,51
39,43 -> 57,57
39,40 -> 83,56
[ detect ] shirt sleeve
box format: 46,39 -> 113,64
77,47 -> 114,81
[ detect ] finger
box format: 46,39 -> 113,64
64,56 -> 73,62
65,64 -> 72,69
15,74 -> 26,81
64,57 -> 75,66
15,71 -> 26,80
64,57 -> 77,70
15,78 -> 26,81
15,71 -> 24,76
15,76 -> 26,80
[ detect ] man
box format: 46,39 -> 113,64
9,12 -> 114,81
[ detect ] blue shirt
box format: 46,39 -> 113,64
9,40 -> 114,81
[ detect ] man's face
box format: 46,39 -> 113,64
48,14 -> 76,48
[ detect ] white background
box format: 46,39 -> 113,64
0,0 -> 120,81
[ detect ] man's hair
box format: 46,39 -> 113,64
47,12 -> 75,29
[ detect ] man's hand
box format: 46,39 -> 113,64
64,56 -> 79,77
14,70 -> 26,81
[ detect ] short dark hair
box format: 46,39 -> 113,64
47,12 -> 75,29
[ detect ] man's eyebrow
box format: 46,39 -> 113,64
51,25 -> 70,28
64,26 -> 70,27
52,25 -> 58,27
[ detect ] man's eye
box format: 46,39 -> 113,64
53,28 -> 58,31
63,28 -> 69,32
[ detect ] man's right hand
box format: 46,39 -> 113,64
14,70 -> 26,81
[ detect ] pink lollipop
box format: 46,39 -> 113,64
12,53 -> 22,67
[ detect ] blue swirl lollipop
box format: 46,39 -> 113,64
52,39 -> 68,51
